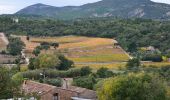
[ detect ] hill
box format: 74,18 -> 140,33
16,0 -> 170,20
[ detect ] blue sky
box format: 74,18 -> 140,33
0,0 -> 170,14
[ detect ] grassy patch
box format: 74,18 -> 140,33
69,54 -> 129,63
75,63 -> 126,70
143,62 -> 170,67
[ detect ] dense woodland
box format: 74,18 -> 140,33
1,16 -> 170,54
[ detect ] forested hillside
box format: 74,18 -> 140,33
1,16 -> 170,53
15,0 -> 170,20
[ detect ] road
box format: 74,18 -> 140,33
0,33 -> 9,45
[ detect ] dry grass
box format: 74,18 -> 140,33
69,54 -> 129,63
143,62 -> 170,67
0,38 -> 7,51
20,36 -> 40,53
75,63 -> 126,70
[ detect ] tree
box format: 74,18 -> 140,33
40,42 -> 50,50
32,47 -> 41,56
0,67 -> 22,99
96,67 -> 114,78
26,36 -> 30,41
34,54 -> 60,69
80,66 -> 92,76
126,58 -> 140,70
28,58 -> 36,70
7,37 -> 25,56
127,42 -> 137,52
73,75 -> 97,90
51,43 -> 59,49
97,73 -> 167,100
57,55 -> 74,70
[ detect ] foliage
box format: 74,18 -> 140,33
73,75 -> 97,90
159,66 -> 170,81
57,54 -> 74,70
32,47 -> 41,56
97,73 -> 167,100
142,54 -> 163,62
45,78 -> 62,87
28,58 -> 36,70
0,67 -> 21,99
126,58 -> 140,70
1,17 -> 170,54
80,66 -> 92,76
7,37 -> 25,56
96,67 -> 114,78
34,53 -> 60,69
21,68 -> 83,80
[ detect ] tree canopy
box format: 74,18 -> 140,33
97,73 -> 167,100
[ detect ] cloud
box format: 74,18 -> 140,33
0,5 -> 18,14
151,0 -> 170,4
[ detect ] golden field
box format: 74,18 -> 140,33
15,35 -> 129,69
18,35 -> 170,69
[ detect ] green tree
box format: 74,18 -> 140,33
7,37 -> 25,56
0,67 -> 22,99
28,58 -> 36,70
73,75 -> 96,90
51,43 -> 59,49
96,67 -> 114,78
32,48 -> 41,56
97,73 -> 167,100
34,54 -> 60,69
80,66 -> 92,76
126,58 -> 140,70
57,55 -> 74,70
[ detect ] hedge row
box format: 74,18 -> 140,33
21,68 -> 82,80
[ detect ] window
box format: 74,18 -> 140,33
53,93 -> 59,100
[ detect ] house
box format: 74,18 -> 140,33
22,80 -> 97,100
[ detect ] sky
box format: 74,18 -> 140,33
0,0 -> 170,14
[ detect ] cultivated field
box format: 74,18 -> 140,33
20,35 -> 130,69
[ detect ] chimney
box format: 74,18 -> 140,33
63,78 -> 68,89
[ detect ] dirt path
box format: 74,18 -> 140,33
0,33 -> 9,45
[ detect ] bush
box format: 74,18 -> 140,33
96,67 -> 114,78
45,78 -> 62,87
57,55 -> 74,70
73,75 -> 96,90
21,68 -> 82,80
159,66 -> 170,81
142,54 -> 163,62
80,66 -> 92,76
97,73 -> 167,100
126,58 -> 140,70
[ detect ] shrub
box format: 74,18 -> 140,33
126,58 -> 140,70
80,66 -> 92,76
21,68 -> 82,80
73,75 -> 96,90
45,78 -> 62,87
96,67 -> 114,78
142,54 -> 163,62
